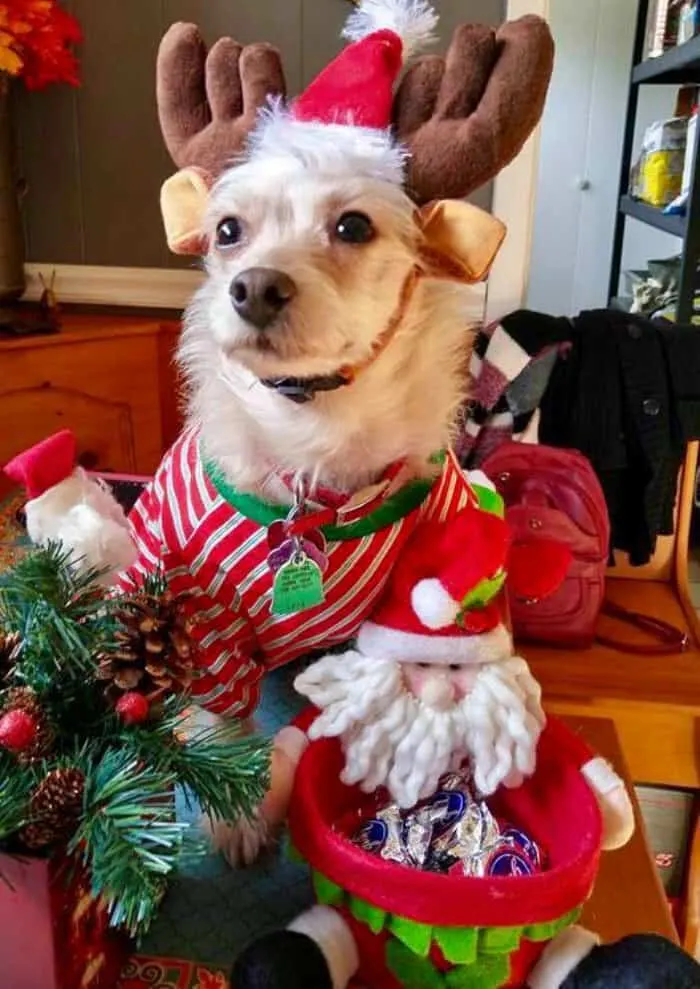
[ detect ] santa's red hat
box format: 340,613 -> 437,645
357,502 -> 514,666
246,0 -> 438,184
4,430 -> 77,500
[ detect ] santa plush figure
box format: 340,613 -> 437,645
230,507 -> 646,989
3,430 -> 136,580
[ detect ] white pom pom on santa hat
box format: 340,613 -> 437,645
411,577 -> 460,630
342,0 -> 438,59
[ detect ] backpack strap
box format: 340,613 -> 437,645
596,599 -> 690,655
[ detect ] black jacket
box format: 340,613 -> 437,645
503,309 -> 700,566
540,310 -> 700,565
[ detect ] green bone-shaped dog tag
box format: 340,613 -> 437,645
272,555 -> 325,615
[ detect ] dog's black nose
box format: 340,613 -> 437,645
230,268 -> 296,330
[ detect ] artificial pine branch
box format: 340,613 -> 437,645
72,748 -> 189,936
0,751 -> 34,839
0,547 -> 271,938
0,542 -> 118,681
122,704 -> 271,822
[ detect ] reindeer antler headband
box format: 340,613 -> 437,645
157,2 -> 553,199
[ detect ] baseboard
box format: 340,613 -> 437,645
22,263 -> 486,319
23,264 -> 204,310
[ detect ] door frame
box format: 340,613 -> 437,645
486,0 -> 550,322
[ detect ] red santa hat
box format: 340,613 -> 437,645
357,502 -> 515,666
245,0 -> 438,184
4,429 -> 77,500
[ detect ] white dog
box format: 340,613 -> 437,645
6,2 -> 554,866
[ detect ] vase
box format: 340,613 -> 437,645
0,849 -> 131,989
0,73 -> 26,303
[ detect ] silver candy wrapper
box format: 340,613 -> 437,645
351,770 -> 544,877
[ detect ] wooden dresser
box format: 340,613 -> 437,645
0,314 -> 182,474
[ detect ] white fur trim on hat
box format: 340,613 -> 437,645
411,578 -> 460,629
342,0 -> 438,58
239,102 -> 407,187
357,620 -> 512,666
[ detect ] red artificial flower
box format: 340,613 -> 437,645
0,0 -> 81,90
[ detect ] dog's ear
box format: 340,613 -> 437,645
160,167 -> 212,255
418,200 -> 506,283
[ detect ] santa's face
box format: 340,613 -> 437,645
295,651 -> 545,809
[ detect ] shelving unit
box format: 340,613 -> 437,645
608,0 -> 700,324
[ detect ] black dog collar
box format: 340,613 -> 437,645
261,373 -> 351,404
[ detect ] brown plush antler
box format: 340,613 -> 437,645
156,22 -> 286,177
394,16 -> 554,205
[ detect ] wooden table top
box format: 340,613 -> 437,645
563,714 -> 678,944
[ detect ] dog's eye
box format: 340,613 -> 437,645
216,217 -> 242,249
334,211 -> 375,244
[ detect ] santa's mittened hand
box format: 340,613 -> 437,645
581,757 -> 635,851
261,726 -> 309,827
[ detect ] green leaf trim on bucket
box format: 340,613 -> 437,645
445,953 -> 510,989
310,863 -> 584,987
434,927 -> 478,965
350,897 -> 387,935
389,915 -> 434,957
386,940 -> 445,989
478,925 -> 522,954
312,871 -> 344,907
525,906 -> 582,943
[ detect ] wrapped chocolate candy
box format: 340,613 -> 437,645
351,769 -> 545,878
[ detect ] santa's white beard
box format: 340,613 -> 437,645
295,651 -> 546,809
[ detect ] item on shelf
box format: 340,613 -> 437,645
682,103 -> 698,193
0,544 -> 269,989
666,0 -> 684,46
635,116 -> 688,208
628,255 -> 681,313
677,0 -> 699,44
645,0 -> 672,57
665,103 -> 699,214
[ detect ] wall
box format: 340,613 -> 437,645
527,0 -> 638,316
16,0 -> 504,272
527,0 -> 683,316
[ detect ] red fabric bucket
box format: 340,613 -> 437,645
288,717 -> 603,987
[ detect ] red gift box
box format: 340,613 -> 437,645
0,850 -> 130,989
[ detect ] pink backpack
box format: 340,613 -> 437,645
482,443 -> 610,647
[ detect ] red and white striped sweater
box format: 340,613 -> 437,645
122,431 -> 474,719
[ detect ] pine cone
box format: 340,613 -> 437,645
20,767 -> 85,851
1,687 -> 55,763
97,589 -> 196,705
0,629 -> 20,682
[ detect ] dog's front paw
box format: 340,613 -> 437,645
202,809 -> 274,867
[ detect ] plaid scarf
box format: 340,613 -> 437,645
456,311 -> 572,467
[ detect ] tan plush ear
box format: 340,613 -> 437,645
419,200 -> 506,283
160,167 -> 212,255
